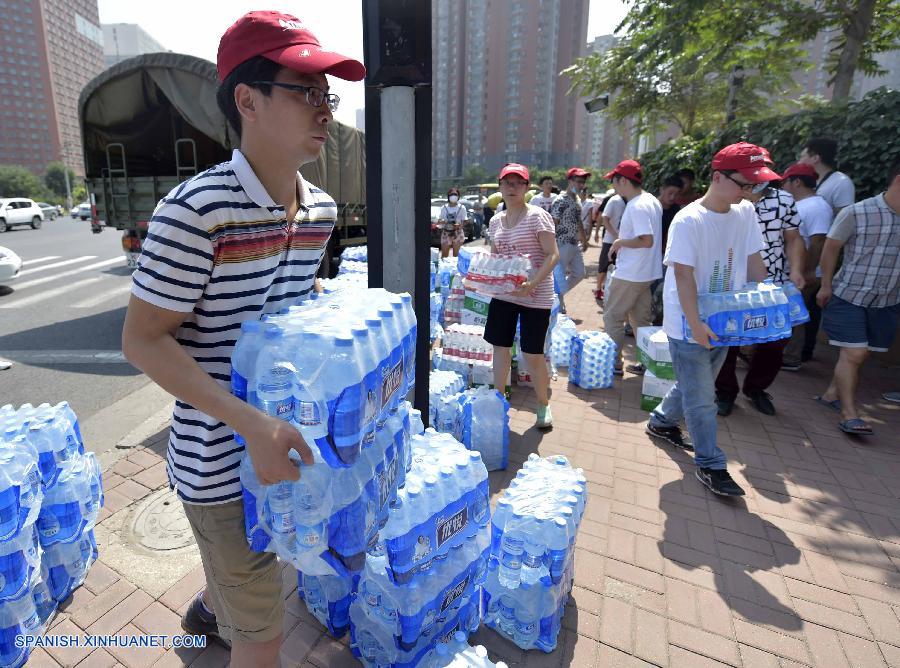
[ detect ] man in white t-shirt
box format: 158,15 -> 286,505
646,142 -> 772,497
530,175 -> 558,213
799,137 -> 855,216
781,162 -> 834,370
602,159 -> 662,374
596,190 -> 624,300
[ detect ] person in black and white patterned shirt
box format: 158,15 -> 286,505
715,181 -> 806,417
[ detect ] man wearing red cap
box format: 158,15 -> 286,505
646,143 -> 772,497
549,168 -> 591,312
601,159 -> 662,375
714,159 -> 806,417
120,11 -> 365,665
781,162 -> 834,370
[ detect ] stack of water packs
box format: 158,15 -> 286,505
419,631 -> 509,667
0,403 -> 103,668
234,288 -> 417,576
349,431 -> 491,667
549,316 -> 578,369
484,454 -> 587,653
568,331 -> 617,389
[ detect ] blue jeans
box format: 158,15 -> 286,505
650,337 -> 729,470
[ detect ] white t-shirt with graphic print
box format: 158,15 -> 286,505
662,199 -> 766,341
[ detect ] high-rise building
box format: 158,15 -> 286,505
0,0 -> 105,176
794,32 -> 899,102
102,23 -> 167,67
432,0 -> 589,182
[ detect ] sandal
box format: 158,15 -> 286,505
613,366 -> 624,377
839,418 -> 873,435
814,395 -> 841,412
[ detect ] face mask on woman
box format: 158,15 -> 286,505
448,195 -> 459,204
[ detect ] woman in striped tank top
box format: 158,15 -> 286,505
483,163 -> 560,429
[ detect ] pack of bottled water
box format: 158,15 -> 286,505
444,275 -> 465,326
454,388 -> 509,472
568,331 -> 617,389
232,287 -> 417,468
341,245 -> 369,263
319,272 -> 368,294
297,570 -> 355,637
349,526 -> 489,667
379,430 -> 490,585
429,370 -> 466,427
338,259 -> 369,276
483,454 -> 586,652
431,292 -> 445,328
419,631 -> 509,668
443,325 -> 492,364
240,400 -> 412,576
438,258 -> 459,299
781,281 -> 810,325
685,282 -> 793,346
464,254 -> 532,296
549,315 -> 578,368
0,403 -> 103,668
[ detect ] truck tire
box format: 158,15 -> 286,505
31,216 -> 42,230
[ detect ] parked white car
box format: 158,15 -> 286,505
0,246 -> 23,284
0,198 -> 44,232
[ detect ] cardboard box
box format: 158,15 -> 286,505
641,369 -> 676,412
636,326 -> 675,380
462,290 -> 491,326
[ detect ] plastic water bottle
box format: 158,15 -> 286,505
293,450 -> 333,554
254,328 -> 294,422
231,321 -> 265,403
498,513 -> 525,588
265,482 -> 295,552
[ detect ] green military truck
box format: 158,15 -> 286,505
78,52 -> 366,274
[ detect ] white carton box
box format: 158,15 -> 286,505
641,368 -> 676,411
636,326 -> 675,380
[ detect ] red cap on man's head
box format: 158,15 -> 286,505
217,11 -> 366,83
711,143 -> 782,183
604,159 -> 642,184
781,162 -> 818,180
566,167 -> 591,179
499,163 -> 530,182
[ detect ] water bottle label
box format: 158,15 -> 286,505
262,397 -> 294,420
381,360 -> 404,409
440,574 -> 470,612
437,623 -> 460,646
377,458 -> 399,510
296,400 -> 321,426
38,513 -> 61,538
298,530 -> 321,548
516,620 -> 536,636
436,505 -> 468,548
271,512 -> 294,534
231,370 -> 248,401
743,313 -> 768,332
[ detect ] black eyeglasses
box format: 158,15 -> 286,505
722,172 -> 769,194
252,81 -> 340,112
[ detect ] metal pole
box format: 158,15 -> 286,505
725,65 -> 744,124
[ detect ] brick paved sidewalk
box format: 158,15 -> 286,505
32,243 -> 900,667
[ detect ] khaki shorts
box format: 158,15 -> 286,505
183,499 -> 284,644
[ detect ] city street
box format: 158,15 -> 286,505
0,218 -> 168,452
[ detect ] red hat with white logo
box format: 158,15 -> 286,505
566,167 -> 591,179
781,162 -> 818,180
217,11 -> 366,83
712,142 -> 782,183
604,159 -> 643,184
499,163 -> 530,182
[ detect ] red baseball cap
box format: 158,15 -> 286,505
499,163 -> 530,182
781,162 -> 818,180
712,142 -> 782,183
604,159 -> 642,184
217,11 -> 366,83
566,167 -> 591,179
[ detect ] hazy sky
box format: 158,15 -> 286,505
97,0 -> 628,126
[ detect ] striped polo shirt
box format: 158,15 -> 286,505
131,149 -> 336,504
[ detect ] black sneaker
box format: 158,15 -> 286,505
645,423 -> 694,451
626,363 -> 645,375
780,361 -> 802,372
716,397 -> 735,417
182,593 -> 231,649
696,467 -> 745,496
746,391 -> 775,416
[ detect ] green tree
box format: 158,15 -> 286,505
564,0 -> 899,132
43,161 -> 76,198
0,165 -> 46,199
